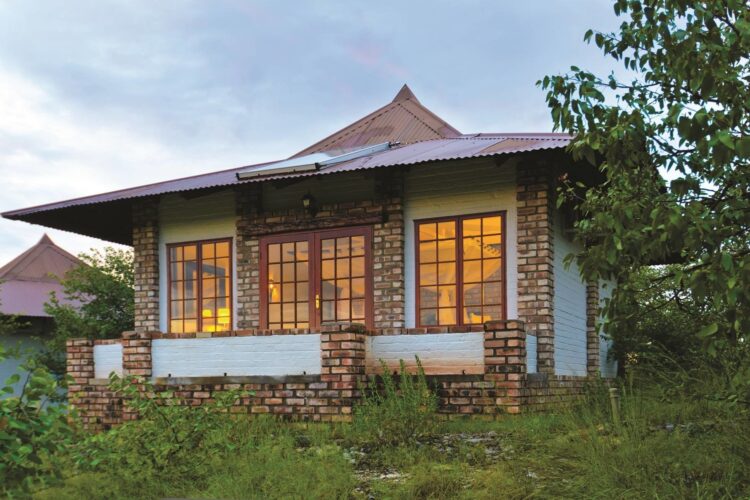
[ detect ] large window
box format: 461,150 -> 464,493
168,239 -> 232,333
260,227 -> 372,329
416,213 -> 505,327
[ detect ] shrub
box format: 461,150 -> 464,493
353,358 -> 437,447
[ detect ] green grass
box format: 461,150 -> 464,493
32,383 -> 750,499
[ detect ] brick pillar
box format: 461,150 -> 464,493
586,280 -> 600,376
133,197 -> 160,332
122,331 -> 153,421
66,339 -> 95,427
483,320 -> 527,414
373,196 -> 405,330
320,325 -> 367,421
235,185 -> 262,329
516,163 -> 555,374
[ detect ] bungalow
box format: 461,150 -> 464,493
3,85 -> 615,427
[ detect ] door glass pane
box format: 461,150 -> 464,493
265,238 -> 310,329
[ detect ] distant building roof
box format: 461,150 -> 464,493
2,85 -> 573,245
0,234 -> 82,317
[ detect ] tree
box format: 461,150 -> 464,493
539,1 -> 749,395
41,248 -> 134,375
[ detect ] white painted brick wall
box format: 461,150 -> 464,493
151,335 -> 322,378
93,343 -> 123,379
366,332 -> 484,375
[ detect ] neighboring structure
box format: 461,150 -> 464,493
4,86 -> 616,427
0,234 -> 82,393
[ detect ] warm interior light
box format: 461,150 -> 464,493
217,309 -> 231,323
202,309 -> 212,318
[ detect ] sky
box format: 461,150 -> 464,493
0,0 -> 623,265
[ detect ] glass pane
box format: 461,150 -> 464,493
269,282 -> 281,303
437,221 -> 456,239
295,241 -> 308,261
203,318 -> 216,332
183,245 -> 197,260
438,308 -> 456,325
282,263 -> 295,281
351,278 -> 365,298
171,281 -> 182,301
183,319 -> 197,333
321,239 -> 335,259
336,237 -> 350,257
202,243 -> 215,259
438,262 -> 456,284
464,307 -> 483,324
351,236 -> 365,256
352,299 -> 365,320
282,283 -> 295,302
483,216 -> 502,235
282,302 -> 295,321
483,305 -> 503,322
184,261 -> 198,281
438,240 -> 455,262
170,301 -> 182,319
322,301 -> 335,321
296,282 -> 309,302
169,247 -> 181,261
464,283 -> 482,306
202,299 -> 215,317
351,257 -> 365,278
217,278 -> 230,297
336,300 -> 350,320
463,237 -> 481,260
420,308 -> 437,326
336,279 -> 350,299
322,260 -> 335,279
215,258 -> 230,278
463,218 -> 481,237
216,241 -> 230,258
322,280 -> 336,300
419,242 -> 437,263
438,286 -> 456,307
483,258 -> 503,281
483,235 -> 502,259
170,262 -> 182,281
200,279 -> 213,298
463,260 -> 482,283
269,323 -> 281,330
420,286 -> 438,308
420,264 -> 437,286
269,304 -> 281,323
296,262 -> 309,282
268,264 -> 280,284
170,320 -> 183,333
184,300 -> 197,318
483,282 -> 503,304
202,260 -> 216,279
419,223 -> 436,241
282,242 -> 295,262
296,303 -> 308,322
336,260 -> 350,278
216,317 -> 230,332
216,296 -> 229,310
268,244 -> 281,263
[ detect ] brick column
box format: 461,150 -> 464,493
320,325 -> 366,421
373,196 -> 405,330
66,339 -> 95,426
483,320 -> 527,414
133,197 -> 160,332
235,185 -> 262,329
516,163 -> 555,374
586,281 -> 600,376
122,331 -> 153,421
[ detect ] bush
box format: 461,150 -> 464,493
0,346 -> 74,496
353,358 -> 437,447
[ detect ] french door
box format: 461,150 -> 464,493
259,226 -> 373,329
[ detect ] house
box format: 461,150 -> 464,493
0,234 -> 82,394
3,85 -> 616,426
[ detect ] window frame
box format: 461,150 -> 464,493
414,211 -> 507,328
166,237 -> 234,333
259,226 -> 374,329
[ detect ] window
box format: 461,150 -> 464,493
260,227 -> 372,329
168,239 -> 232,333
416,213 -> 505,326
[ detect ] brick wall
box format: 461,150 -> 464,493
132,197 -> 160,333
586,280 -> 601,376
516,163 -> 555,374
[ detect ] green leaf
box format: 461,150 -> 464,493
697,323 -> 718,338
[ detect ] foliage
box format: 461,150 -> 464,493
72,374 -> 246,486
352,358 -> 437,448
539,0 -> 750,398
0,346 -> 74,496
41,247 -> 134,375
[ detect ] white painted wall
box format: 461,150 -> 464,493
403,158 -> 518,327
94,343 -> 123,379
599,280 -> 618,378
366,332 -> 484,375
526,334 -> 537,374
553,217 -> 588,376
158,191 -> 238,332
151,335 -> 321,378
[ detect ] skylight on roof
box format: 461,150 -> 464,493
236,142 -> 392,180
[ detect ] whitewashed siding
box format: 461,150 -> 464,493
151,335 -> 321,378
404,158 -> 518,327
158,191 -> 237,332
93,343 -> 123,379
599,280 -> 618,378
526,334 -> 537,374
553,218 -> 588,376
366,332 -> 484,375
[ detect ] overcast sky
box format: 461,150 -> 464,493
0,0 -> 622,264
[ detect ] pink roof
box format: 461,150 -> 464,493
0,234 -> 83,317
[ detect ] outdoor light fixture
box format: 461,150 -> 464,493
302,192 -> 317,216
